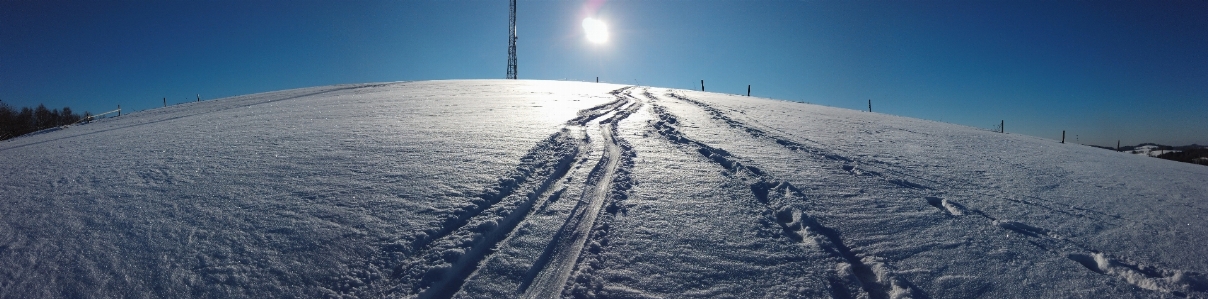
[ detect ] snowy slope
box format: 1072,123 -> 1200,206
2,80 -> 1206,298
1128,145 -> 1180,157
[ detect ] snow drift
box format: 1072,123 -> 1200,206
2,80 -> 1206,298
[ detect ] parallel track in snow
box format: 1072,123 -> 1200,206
376,85 -> 1206,298
664,91 -> 1125,224
641,90 -> 918,299
520,89 -> 641,299
657,90 -> 1208,298
386,87 -> 640,299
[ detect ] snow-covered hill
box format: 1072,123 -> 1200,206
1128,144 -> 1180,157
2,80 -> 1206,298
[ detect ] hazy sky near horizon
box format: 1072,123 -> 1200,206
2,0 -> 1205,146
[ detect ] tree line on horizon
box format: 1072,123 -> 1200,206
1157,148 -> 1208,166
0,102 -> 90,141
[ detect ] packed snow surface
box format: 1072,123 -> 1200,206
2,80 -> 1206,298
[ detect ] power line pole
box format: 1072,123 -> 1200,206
506,0 -> 518,79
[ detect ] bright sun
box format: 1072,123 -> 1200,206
582,18 -> 609,44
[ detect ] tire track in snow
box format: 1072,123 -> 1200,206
383,87 -> 637,298
521,88 -> 641,299
393,131 -> 578,298
663,91 -> 1124,223
643,91 -> 922,299
566,91 -> 630,126
926,196 -> 1208,297
666,91 -> 968,192
662,91 -> 1207,297
661,91 -> 853,164
924,196 -> 965,217
400,88 -> 633,258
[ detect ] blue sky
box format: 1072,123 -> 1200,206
2,0 -> 1205,146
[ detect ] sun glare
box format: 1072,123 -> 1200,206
582,18 -> 609,44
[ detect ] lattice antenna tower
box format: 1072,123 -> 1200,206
506,0 -> 518,79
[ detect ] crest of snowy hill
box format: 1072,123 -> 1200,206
2,80 -> 1206,298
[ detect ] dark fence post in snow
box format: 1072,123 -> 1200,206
747,85 -> 751,96
1118,140 -> 1121,152
1062,131 -> 1065,143
163,97 -> 166,107
596,77 -> 598,83
1000,120 -> 1004,133
868,99 -> 872,112
197,94 -> 200,102
117,105 -> 121,117
701,80 -> 705,91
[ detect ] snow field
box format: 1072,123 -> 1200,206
572,89 -> 837,298
660,89 -> 1208,298
0,80 -> 622,298
2,80 -> 1206,298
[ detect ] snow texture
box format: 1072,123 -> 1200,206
2,80 -> 1206,298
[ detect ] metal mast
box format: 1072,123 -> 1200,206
506,0 -> 517,79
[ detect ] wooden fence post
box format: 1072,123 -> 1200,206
117,105 -> 121,117
868,99 -> 872,112
747,85 -> 751,96
1061,131 -> 1065,143
701,80 -> 705,91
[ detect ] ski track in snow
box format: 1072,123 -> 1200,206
4,80 -> 1207,299
520,88 -> 640,299
656,89 -> 1208,298
384,87 -> 641,298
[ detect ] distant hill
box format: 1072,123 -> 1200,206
1158,147 -> 1208,165
1124,143 -> 1180,157
1090,143 -> 1208,166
